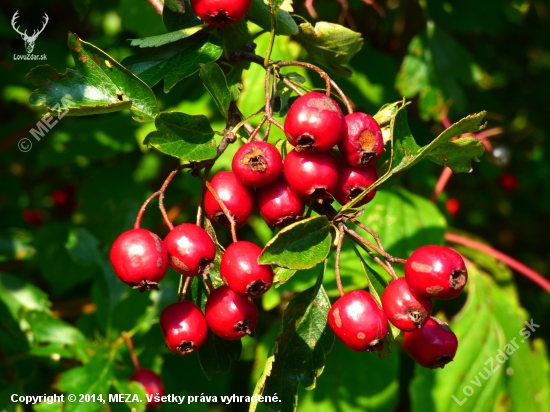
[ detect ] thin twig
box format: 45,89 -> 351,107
146,0 -> 163,16
343,225 -> 407,264
205,181 -> 238,243
203,273 -> 215,293
121,332 -> 141,372
158,168 -> 185,230
350,218 -> 398,276
345,232 -> 398,280
134,191 -> 160,229
335,225 -> 346,296
177,276 -> 191,302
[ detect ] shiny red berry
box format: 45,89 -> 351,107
190,0 -> 252,27
334,161 -> 378,206
204,171 -> 255,228
381,277 -> 433,331
110,228 -> 168,291
164,223 -> 216,277
160,301 -> 208,355
220,241 -> 273,298
205,285 -> 258,340
404,317 -> 458,369
256,175 -> 305,227
232,141 -> 283,187
446,198 -> 460,217
405,245 -> 468,300
283,149 -> 338,201
328,290 -> 388,352
284,91 -> 346,152
130,369 -> 165,408
338,112 -> 384,167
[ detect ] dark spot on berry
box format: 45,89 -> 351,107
134,280 -> 159,293
450,269 -> 467,289
432,354 -> 453,369
198,258 -> 214,275
235,318 -> 253,335
205,9 -> 235,27
241,146 -> 267,172
247,279 -> 269,297
213,212 -> 231,227
359,151 -> 376,165
295,134 -> 316,151
368,339 -> 384,352
408,309 -> 426,328
177,341 -> 196,354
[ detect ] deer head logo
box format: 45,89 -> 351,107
11,11 -> 49,54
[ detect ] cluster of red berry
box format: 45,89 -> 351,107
329,245 -> 467,369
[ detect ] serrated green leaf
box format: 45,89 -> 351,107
122,34 -> 223,92
199,63 -> 231,119
129,25 -> 206,48
144,111 -> 217,162
246,0 -> 299,36
27,33 -> 159,122
251,264 -> 334,412
259,216 -> 332,270
293,22 -> 363,77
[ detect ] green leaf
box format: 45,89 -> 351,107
164,0 -> 186,13
293,22 -> 363,77
122,34 -> 223,92
267,0 -> 286,15
65,227 -> 102,265
0,229 -> 35,262
273,267 -> 297,286
163,0 -> 202,31
144,112 -> 217,162
198,330 -> 242,380
129,25 -> 206,48
259,216 -> 332,270
26,311 -> 86,345
27,33 -> 159,122
57,354 -> 114,412
0,273 -> 50,316
246,0 -> 299,36
410,264 -> 550,412
251,264 -> 334,412
199,63 -> 232,119
111,380 -> 147,412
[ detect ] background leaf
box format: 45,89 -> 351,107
199,63 -> 232,119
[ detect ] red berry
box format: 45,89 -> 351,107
445,198 -> 460,217
130,369 -> 165,408
283,150 -> 338,201
204,171 -> 255,228
405,245 -> 468,300
404,317 -> 458,369
334,161 -> 378,206
160,301 -> 208,355
220,241 -> 273,298
328,290 -> 388,352
190,0 -> 252,27
110,228 -> 168,291
256,175 -> 305,227
339,112 -> 384,167
232,141 -> 283,187
284,91 -> 346,152
381,278 -> 433,331
22,209 -> 44,227
499,173 -> 518,191
205,285 -> 258,340
51,185 -> 77,215
164,223 -> 216,277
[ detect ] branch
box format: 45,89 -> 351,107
445,232 -> 550,294
146,0 -> 164,16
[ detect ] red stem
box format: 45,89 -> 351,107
445,232 -> 550,294
122,332 -> 141,372
431,167 -> 453,203
134,191 -> 160,229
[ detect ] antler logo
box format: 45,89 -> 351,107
11,11 -> 49,54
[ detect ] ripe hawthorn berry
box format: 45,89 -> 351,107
130,369 -> 165,408
405,245 -> 468,300
284,91 -> 346,152
220,241 -> 273,298
164,223 -> 216,277
110,228 -> 168,291
328,290 -> 388,352
381,277 -> 433,331
334,161 -> 378,206
339,112 -> 384,167
204,171 -> 255,228
256,175 -> 305,227
160,301 -> 208,355
205,285 -> 258,340
403,317 -> 458,369
232,141 -> 283,187
190,0 -> 252,27
283,149 -> 338,201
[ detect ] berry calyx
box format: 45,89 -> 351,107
256,175 -> 305,227
160,301 -> 208,355
284,91 -> 346,152
403,317 -> 458,369
328,290 -> 388,352
232,141 -> 283,187
334,161 -> 378,206
110,228 -> 168,291
130,369 -> 165,408
190,0 -> 252,27
205,285 -> 258,340
381,277 -> 433,331
220,241 -> 273,298
283,149 -> 338,201
338,112 -> 384,167
405,245 -> 468,300
164,223 -> 216,277
204,171 -> 255,228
